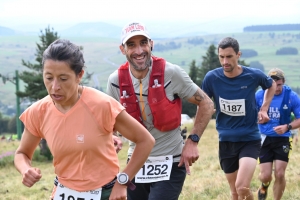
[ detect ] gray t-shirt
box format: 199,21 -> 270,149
106,60 -> 198,162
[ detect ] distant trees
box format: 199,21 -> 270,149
269,32 -> 275,39
187,37 -> 204,45
276,47 -> 298,55
249,61 -> 265,72
240,49 -> 258,58
0,112 -> 16,134
243,24 -> 300,32
0,112 -> 8,134
153,41 -> 181,52
7,116 -> 17,134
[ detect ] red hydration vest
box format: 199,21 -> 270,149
118,56 -> 181,132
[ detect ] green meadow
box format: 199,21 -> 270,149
1,120 -> 300,199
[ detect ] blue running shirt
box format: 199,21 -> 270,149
202,66 -> 273,142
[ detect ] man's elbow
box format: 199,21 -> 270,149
199,98 -> 215,116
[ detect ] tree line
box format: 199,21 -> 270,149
0,113 -> 17,134
153,41 -> 181,52
243,24 -> 300,32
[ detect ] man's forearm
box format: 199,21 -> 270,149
261,80 -> 276,111
190,90 -> 214,137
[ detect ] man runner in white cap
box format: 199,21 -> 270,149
106,21 -> 214,200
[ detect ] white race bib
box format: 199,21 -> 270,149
54,182 -> 102,200
219,97 -> 246,116
135,155 -> 173,183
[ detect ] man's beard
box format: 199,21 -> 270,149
127,53 -> 152,71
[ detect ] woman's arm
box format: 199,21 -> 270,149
14,128 -> 42,187
113,110 -> 155,180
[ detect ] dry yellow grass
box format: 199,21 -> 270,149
1,120 -> 300,200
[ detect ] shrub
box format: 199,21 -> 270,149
32,149 -> 49,162
0,151 -> 14,168
276,47 -> 298,55
249,61 -> 265,72
39,139 -> 53,161
241,49 -> 258,58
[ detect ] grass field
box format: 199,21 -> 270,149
1,120 -> 300,199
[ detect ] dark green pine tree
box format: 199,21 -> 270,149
181,60 -> 199,118
188,59 -> 200,85
17,26 -> 59,101
182,45 -> 219,118
198,44 -> 220,87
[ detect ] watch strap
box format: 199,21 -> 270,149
188,134 -> 200,143
287,124 -> 292,131
117,172 -> 136,191
126,180 -> 136,191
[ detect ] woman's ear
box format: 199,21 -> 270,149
77,70 -> 85,83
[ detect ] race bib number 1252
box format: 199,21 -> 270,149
135,155 -> 173,183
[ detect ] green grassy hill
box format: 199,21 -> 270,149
0,30 -> 300,107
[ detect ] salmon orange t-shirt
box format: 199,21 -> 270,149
20,87 -> 124,191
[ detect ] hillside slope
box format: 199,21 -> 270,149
0,30 -> 299,107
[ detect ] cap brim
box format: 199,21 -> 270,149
122,32 -> 151,44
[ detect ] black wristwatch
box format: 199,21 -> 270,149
287,124 -> 293,131
187,134 -> 200,143
117,172 -> 136,190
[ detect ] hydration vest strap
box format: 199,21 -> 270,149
118,63 -> 134,97
280,85 -> 292,125
149,56 -> 166,88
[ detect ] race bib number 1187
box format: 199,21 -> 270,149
219,97 -> 246,116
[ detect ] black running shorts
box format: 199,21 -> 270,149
219,140 -> 261,173
258,136 -> 292,164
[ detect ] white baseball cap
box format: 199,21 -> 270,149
121,22 -> 151,44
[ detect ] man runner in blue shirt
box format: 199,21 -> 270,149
202,37 -> 276,200
256,68 -> 300,200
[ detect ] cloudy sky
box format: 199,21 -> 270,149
0,0 -> 299,31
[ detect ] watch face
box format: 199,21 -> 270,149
118,173 -> 128,184
189,134 -> 199,142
